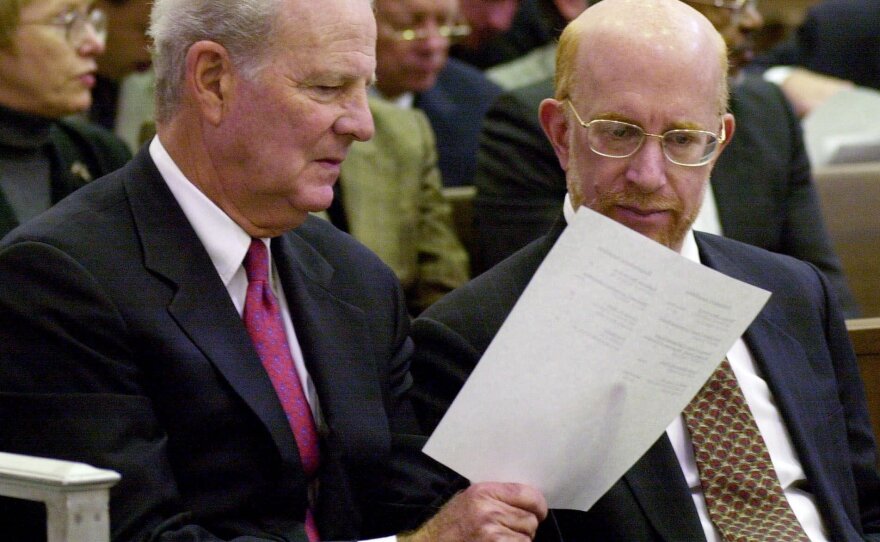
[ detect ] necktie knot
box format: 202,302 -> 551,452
244,238 -> 270,284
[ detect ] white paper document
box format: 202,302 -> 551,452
423,209 -> 771,511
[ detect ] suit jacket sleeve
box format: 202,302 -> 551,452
0,241 -> 195,542
473,80 -> 566,273
0,227 -> 451,541
411,111 -> 470,313
813,262 -> 880,539
768,83 -> 861,317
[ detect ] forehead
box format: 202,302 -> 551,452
573,32 -> 721,125
276,0 -> 376,73
21,0 -> 91,18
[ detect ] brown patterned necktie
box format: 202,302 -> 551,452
682,358 -> 810,541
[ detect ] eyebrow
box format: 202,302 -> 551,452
592,112 -> 707,131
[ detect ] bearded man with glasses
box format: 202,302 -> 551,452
470,0 -> 859,320
410,1 -> 880,540
0,0 -> 130,239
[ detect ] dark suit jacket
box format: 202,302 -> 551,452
415,58 -> 501,187
0,116 -> 131,238
411,217 -> 880,541
0,149 -> 451,541
472,74 -> 860,317
751,0 -> 880,90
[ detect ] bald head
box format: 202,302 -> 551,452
555,0 -> 729,114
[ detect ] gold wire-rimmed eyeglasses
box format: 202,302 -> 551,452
565,100 -> 726,167
381,22 -> 471,42
20,6 -> 107,47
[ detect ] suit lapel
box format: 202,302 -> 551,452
272,232 -> 389,464
623,435 -> 706,540
122,150 -> 301,468
0,189 -> 18,238
272,230 -> 390,538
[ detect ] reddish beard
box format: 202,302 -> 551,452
591,189 -> 697,249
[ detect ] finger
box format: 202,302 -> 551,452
473,481 -> 549,520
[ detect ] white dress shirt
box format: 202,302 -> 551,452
149,137 -> 396,542
564,194 -> 828,540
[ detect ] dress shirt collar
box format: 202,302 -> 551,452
369,86 -> 415,109
149,136 -> 264,286
563,192 -> 700,262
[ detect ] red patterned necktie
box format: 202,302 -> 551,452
682,358 -> 809,542
243,239 -> 320,542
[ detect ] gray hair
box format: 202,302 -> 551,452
148,0 -> 283,122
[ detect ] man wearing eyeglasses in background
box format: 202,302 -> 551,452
87,0 -> 155,152
410,0 -> 880,539
372,0 -> 501,187
0,0 -> 130,239
470,0 -> 859,319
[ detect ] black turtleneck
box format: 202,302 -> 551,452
0,104 -> 54,225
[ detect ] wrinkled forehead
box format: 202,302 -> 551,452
271,0 -> 377,78
281,0 -> 376,53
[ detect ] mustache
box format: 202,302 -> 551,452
590,189 -> 684,215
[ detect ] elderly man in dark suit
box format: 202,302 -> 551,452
0,0 -> 548,540
471,0 -> 860,320
411,0 -> 880,539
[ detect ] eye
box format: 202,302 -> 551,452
596,121 -> 640,140
665,131 -> 701,147
52,8 -> 79,26
307,84 -> 343,99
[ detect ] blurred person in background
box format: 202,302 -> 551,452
750,0 -> 880,117
450,0 -> 520,68
373,0 -> 500,187
88,0 -> 154,151
0,0 -> 131,239
328,97 -> 470,315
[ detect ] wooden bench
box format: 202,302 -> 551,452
814,162 -> 880,317
442,185 -> 478,267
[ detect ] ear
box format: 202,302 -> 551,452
717,112 -> 735,155
185,40 -> 235,126
539,98 -> 572,171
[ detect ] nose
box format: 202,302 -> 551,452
416,20 -> 451,51
336,88 -> 374,142
624,136 -> 668,192
76,23 -> 106,56
486,0 -> 518,33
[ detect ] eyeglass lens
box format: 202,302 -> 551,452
392,23 -> 470,41
67,8 -> 107,45
587,120 -> 719,165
